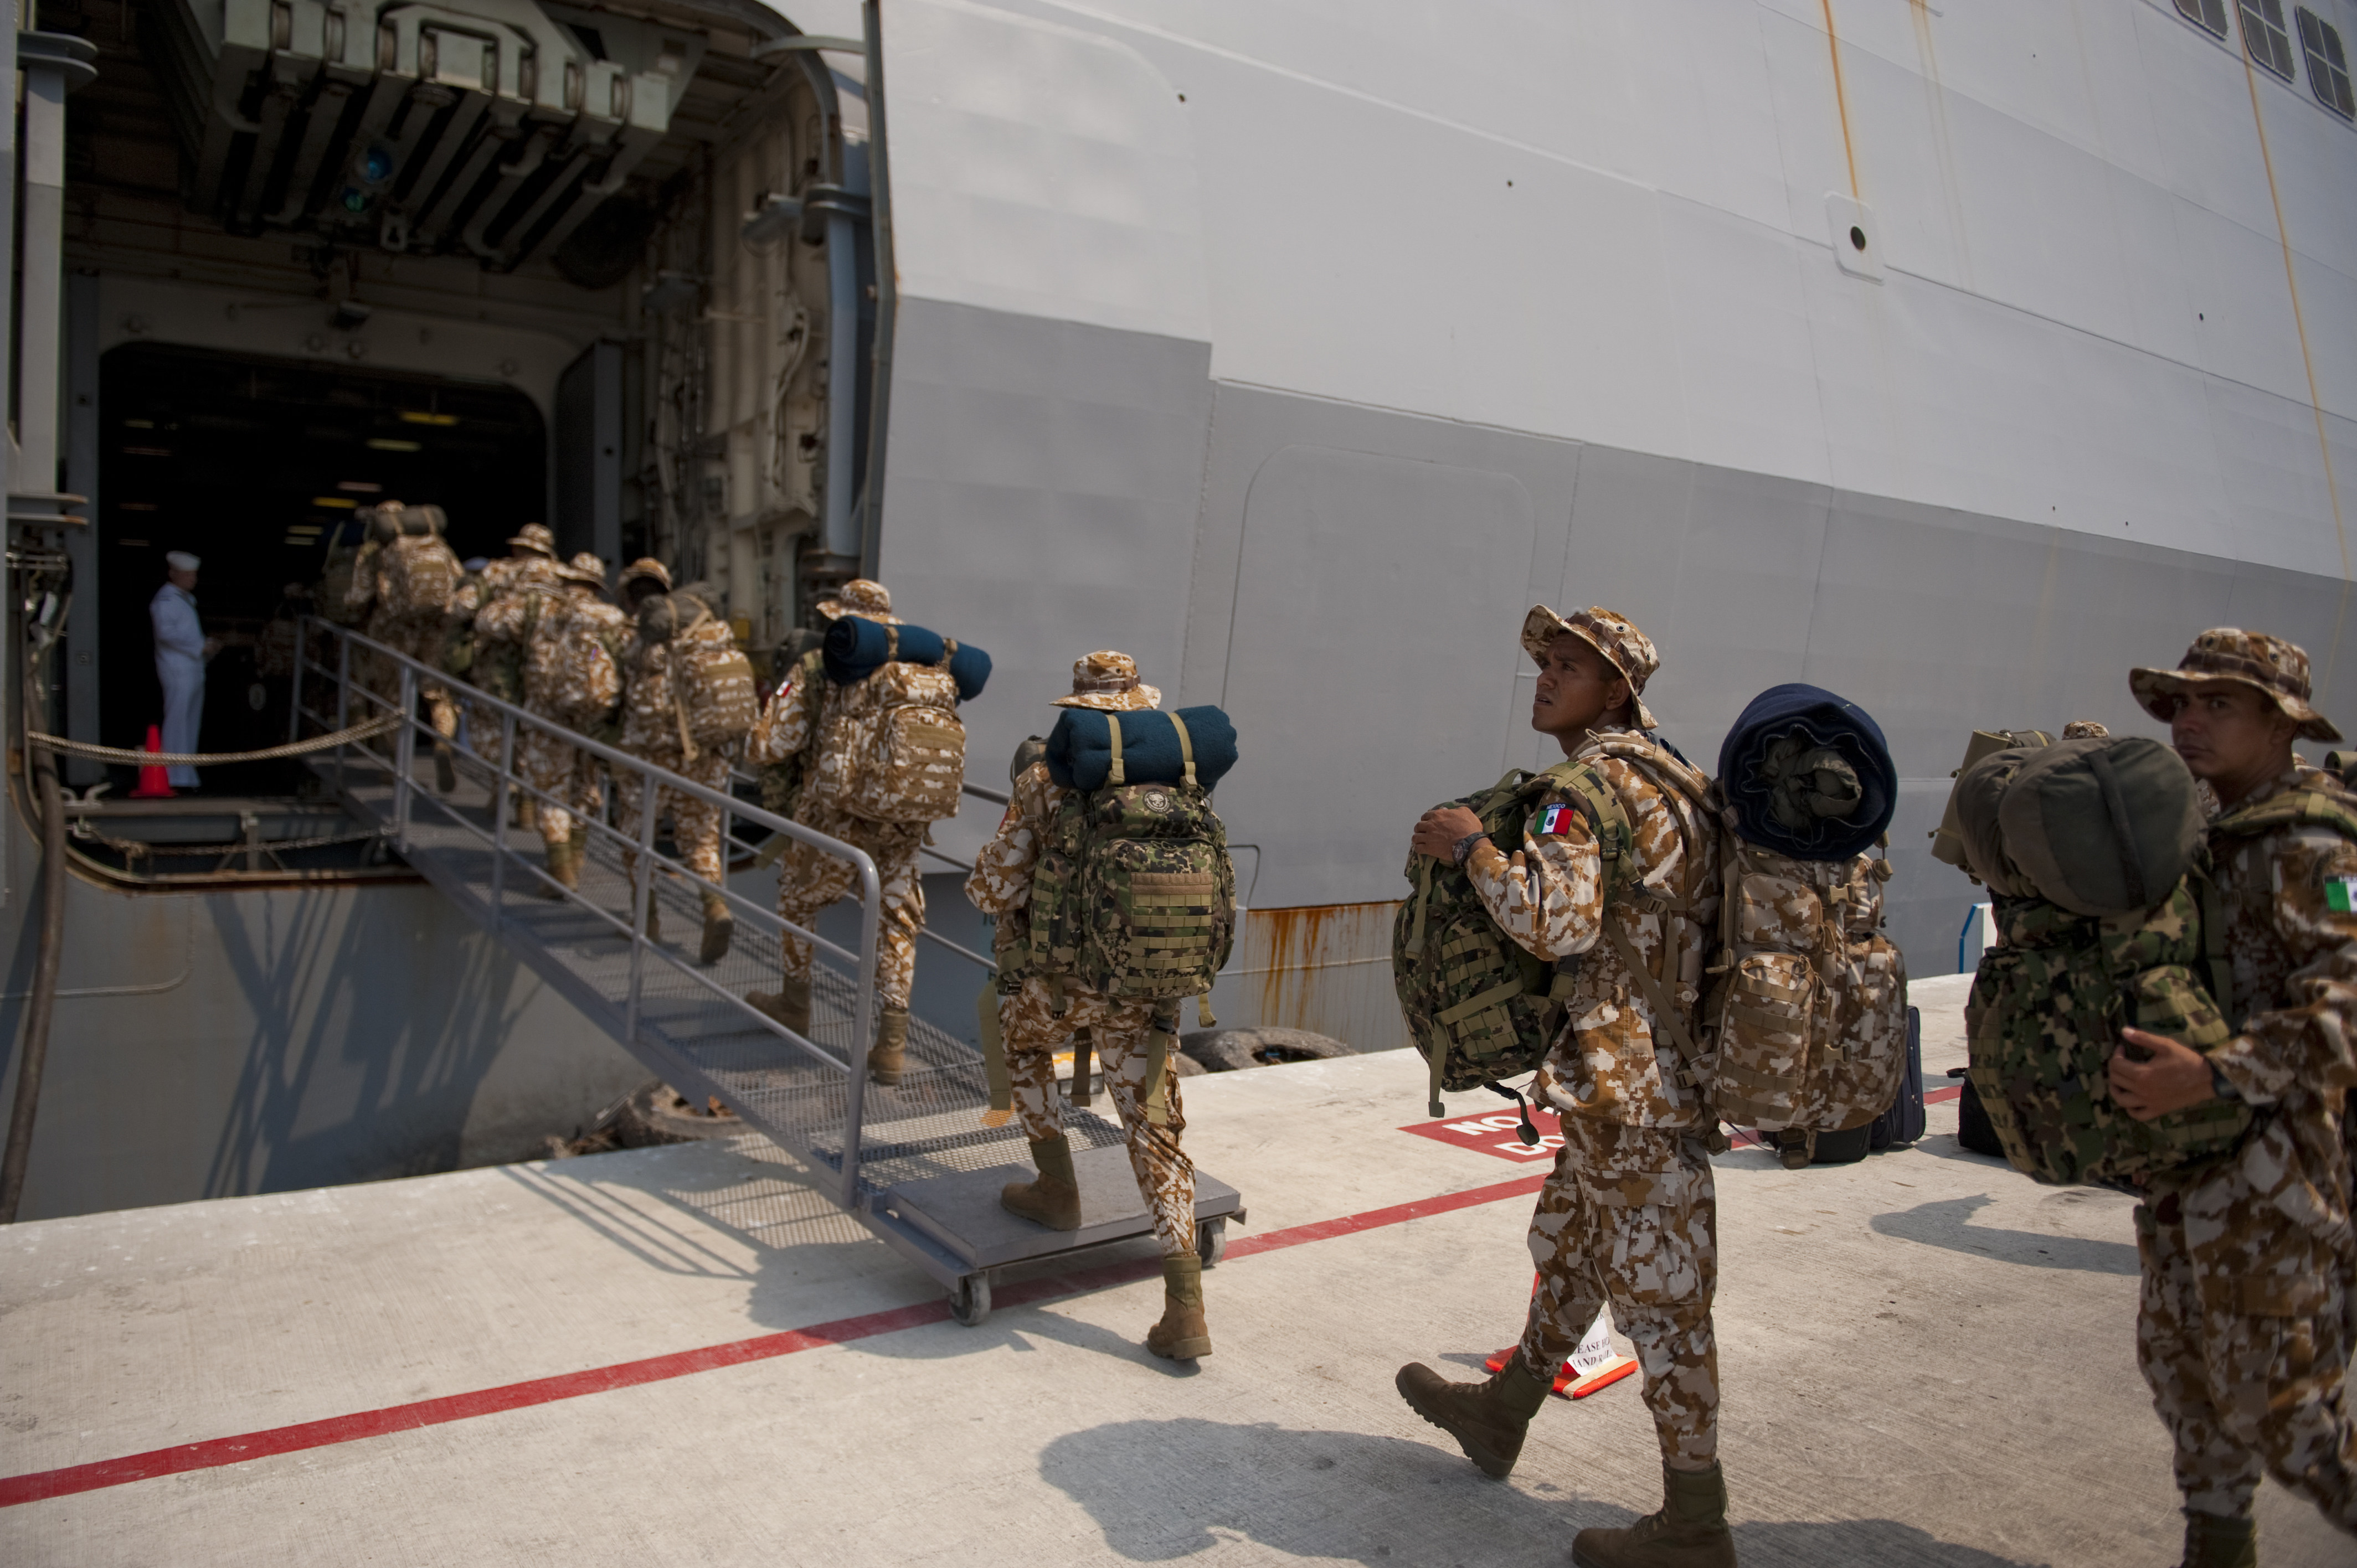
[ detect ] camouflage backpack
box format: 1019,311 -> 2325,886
839,627 -> 969,824
378,528 -> 462,621
643,599 -> 758,753
1392,736 -> 1716,1118
1027,713 -> 1236,1004
1957,738 -> 2251,1185
1704,827 -> 1907,1137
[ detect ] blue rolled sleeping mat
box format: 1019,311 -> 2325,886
1716,683 -> 1897,860
1045,706 -> 1239,792
822,616 -> 991,701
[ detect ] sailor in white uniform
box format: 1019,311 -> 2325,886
149,551 -> 217,790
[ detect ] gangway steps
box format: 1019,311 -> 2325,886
313,747 -> 1134,1194
295,623 -> 1245,1324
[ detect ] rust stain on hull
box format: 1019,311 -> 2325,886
1241,902 -> 1402,1044
1821,0 -> 1861,200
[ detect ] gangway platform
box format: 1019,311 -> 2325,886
2,977 -> 2348,1565
294,625 -> 1242,1324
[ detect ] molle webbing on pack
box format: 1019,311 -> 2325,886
1393,737 -> 1711,1118
1023,711 -> 1237,1002
1965,886 -> 2250,1185
978,977 -> 1013,1128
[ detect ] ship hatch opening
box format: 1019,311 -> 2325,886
93,342 -> 546,798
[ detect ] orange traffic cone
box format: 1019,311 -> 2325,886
129,725 -> 175,798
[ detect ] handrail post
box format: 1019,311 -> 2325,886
333,633 -> 351,792
490,709 -> 516,924
840,854 -> 883,1210
392,661 -> 418,852
624,758 -> 659,1043
286,616 -> 306,747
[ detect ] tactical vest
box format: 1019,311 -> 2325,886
1025,713 -> 1236,1005
378,534 -> 461,621
672,615 -> 759,755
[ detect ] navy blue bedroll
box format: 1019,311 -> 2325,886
1717,683 -> 1897,860
1046,706 -> 1239,793
823,616 -> 991,700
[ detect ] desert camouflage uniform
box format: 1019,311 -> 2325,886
753,656 -> 927,1010
346,530 -> 463,744
517,586 -> 629,848
967,760 -> 1196,1257
1468,718 -> 1724,1467
462,552 -> 564,767
2135,762 -> 2357,1530
615,615 -> 737,886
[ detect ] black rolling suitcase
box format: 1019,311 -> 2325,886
1866,1005 -> 1926,1151
1949,1067 -> 2006,1157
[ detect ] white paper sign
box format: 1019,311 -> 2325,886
1569,1308 -> 1618,1376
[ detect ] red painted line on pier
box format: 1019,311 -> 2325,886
0,1173 -> 1545,1508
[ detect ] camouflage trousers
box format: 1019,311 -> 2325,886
1001,974 -> 1195,1258
1519,1118 -> 1719,1468
366,614 -> 457,741
775,802 -> 926,1012
2135,1125 -> 2357,1528
613,750 -> 732,887
516,724 -> 602,848
463,647 -> 524,768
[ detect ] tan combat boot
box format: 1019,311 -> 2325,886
745,976 -> 811,1037
699,890 -> 735,965
641,890 -> 662,943
1395,1350 -> 1551,1479
548,837 -> 581,892
516,795 -> 538,832
1000,1133 -> 1081,1230
539,838 -> 572,896
868,1005 -> 909,1085
1570,1462 -> 1737,1568
1145,1252 -> 1212,1360
434,742 -> 457,795
2180,1510 -> 2256,1568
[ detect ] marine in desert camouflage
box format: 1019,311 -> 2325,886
614,588 -> 745,966
516,553 -> 630,893
2114,628 -> 2357,1568
744,579 -> 928,1085
965,651 -> 1213,1365
1393,605 -> 1736,1568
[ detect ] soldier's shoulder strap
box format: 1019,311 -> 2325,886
2211,784 -> 2357,845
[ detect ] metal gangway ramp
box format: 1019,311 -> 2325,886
294,622 -> 1241,1324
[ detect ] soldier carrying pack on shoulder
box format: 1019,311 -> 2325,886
966,651 -> 1237,1361
2103,629 -> 2357,1567
1392,605 -> 1739,1568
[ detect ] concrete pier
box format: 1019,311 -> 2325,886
2,976 -> 2348,1565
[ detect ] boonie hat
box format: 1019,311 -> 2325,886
560,551 -> 607,587
816,578 -> 897,625
619,556 -> 671,594
1052,650 -> 1161,712
1520,604 -> 1661,731
508,523 -> 555,557
2130,628 -> 2342,744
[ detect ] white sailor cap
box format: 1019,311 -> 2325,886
165,551 -> 200,572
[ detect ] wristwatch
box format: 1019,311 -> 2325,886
1453,832 -> 1488,868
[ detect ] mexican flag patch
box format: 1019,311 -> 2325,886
1531,803 -> 1576,837
2329,876 -> 2357,914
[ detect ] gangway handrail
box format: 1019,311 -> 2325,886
293,618 -> 884,1206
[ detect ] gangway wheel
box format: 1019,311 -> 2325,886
1196,1215 -> 1226,1268
950,1272 -> 992,1327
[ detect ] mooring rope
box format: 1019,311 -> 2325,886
25,713 -> 402,767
